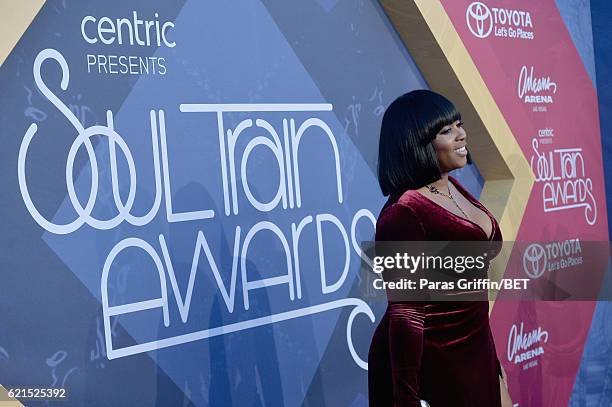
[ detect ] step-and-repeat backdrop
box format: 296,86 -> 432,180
439,1 -> 608,406
0,0 -> 608,406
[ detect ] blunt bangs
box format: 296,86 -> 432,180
377,90 -> 471,197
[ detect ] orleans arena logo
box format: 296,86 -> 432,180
466,1 -> 534,40
507,322 -> 549,369
517,65 -> 557,105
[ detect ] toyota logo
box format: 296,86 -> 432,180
466,2 -> 493,38
523,243 -> 547,279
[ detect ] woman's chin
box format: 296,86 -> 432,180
441,156 -> 468,172
450,158 -> 468,170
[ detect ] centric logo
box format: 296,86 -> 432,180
466,2 -> 493,38
523,243 -> 547,279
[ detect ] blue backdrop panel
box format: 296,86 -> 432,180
0,1 -> 484,406
570,0 -> 612,405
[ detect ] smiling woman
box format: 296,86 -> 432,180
369,90 -> 512,407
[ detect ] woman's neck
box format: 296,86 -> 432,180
428,173 -> 450,190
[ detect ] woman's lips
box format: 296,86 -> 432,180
454,145 -> 468,156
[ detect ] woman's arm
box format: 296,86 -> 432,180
499,365 -> 514,407
387,303 -> 426,406
376,203 -> 428,406
490,306 -> 513,407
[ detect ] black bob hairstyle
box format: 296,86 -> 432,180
377,89 -> 473,197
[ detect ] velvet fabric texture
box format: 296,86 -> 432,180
368,175 -> 503,407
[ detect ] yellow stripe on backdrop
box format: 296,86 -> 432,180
0,0 -> 46,67
0,385 -> 24,407
380,0 -> 535,306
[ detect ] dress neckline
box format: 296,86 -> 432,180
411,176 -> 495,240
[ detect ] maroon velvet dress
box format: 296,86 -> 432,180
368,175 -> 503,407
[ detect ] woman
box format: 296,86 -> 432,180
368,90 -> 512,406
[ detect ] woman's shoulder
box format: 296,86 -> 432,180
376,191 -> 427,241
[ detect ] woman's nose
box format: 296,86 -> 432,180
456,127 -> 466,140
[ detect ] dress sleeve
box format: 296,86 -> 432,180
375,203 -> 428,301
376,203 -> 428,406
387,304 -> 426,406
375,203 -> 426,242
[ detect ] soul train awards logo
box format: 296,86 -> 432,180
529,128 -> 597,225
507,322 -> 549,369
18,48 -> 377,369
466,1 -> 534,40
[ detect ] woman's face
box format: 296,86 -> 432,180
431,119 -> 468,172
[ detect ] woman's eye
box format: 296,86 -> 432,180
458,121 -> 464,127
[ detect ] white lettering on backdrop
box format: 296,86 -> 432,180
18,49 -> 377,369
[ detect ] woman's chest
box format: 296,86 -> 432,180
415,203 -> 496,241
